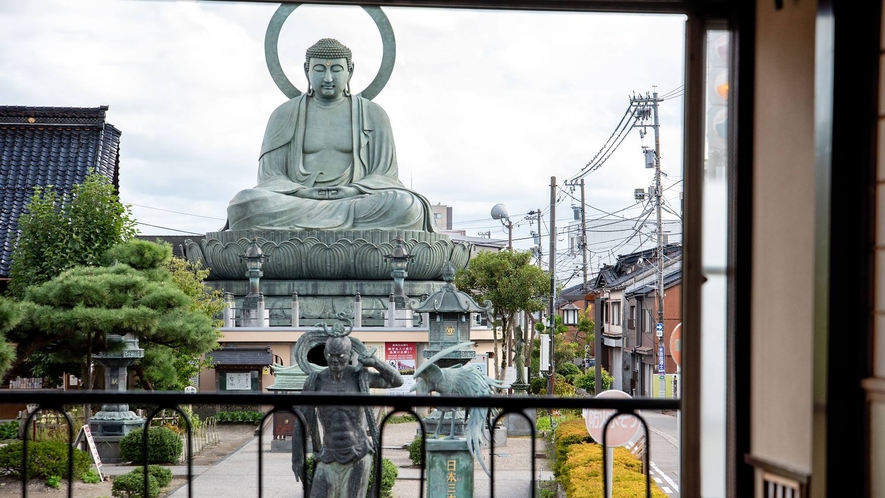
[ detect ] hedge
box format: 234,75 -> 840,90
0,440 -> 91,480
111,465 -> 173,498
559,444 -> 668,498
119,427 -> 183,464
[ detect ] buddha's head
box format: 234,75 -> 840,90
304,38 -> 354,100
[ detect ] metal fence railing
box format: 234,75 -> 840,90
0,391 -> 679,498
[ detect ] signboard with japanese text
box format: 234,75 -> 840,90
385,342 -> 417,396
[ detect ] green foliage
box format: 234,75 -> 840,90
557,362 -> 582,384
305,454 -> 397,498
552,419 -> 594,476
530,377 -> 547,395
385,414 -> 418,424
531,317 -> 581,380
0,299 -> 25,376
2,239 -> 221,387
575,307 -> 595,346
408,435 -> 424,465
558,444 -> 669,498
455,250 -> 549,377
574,368 -> 614,394
0,420 -> 20,440
82,469 -> 102,483
112,469 -> 160,498
0,440 -> 91,480
119,427 -> 183,464
369,457 -> 398,498
215,410 -> 263,424
8,171 -> 137,298
46,474 -> 62,489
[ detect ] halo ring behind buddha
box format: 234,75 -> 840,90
265,4 -> 396,100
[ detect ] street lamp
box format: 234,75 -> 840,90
561,302 -> 580,326
491,203 -> 512,250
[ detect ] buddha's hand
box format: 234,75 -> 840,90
294,186 -> 361,200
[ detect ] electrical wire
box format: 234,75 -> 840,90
136,222 -> 204,235
125,202 -> 227,221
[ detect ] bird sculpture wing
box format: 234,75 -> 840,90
455,367 -> 506,478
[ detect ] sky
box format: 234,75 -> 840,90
0,0 -> 686,280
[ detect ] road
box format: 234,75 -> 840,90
638,409 -> 680,497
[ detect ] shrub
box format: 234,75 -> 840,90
0,440 -> 91,480
0,421 -> 19,440
557,362 -> 582,383
369,457 -> 398,498
82,469 -> 102,483
46,475 -> 61,489
408,436 -> 423,466
574,368 -> 614,393
215,410 -> 263,424
552,419 -> 594,476
119,427 -> 183,464
558,443 -> 669,498
530,377 -> 547,395
112,469 -> 159,498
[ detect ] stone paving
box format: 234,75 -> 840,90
153,420 -> 553,498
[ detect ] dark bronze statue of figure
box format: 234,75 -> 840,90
291,321 -> 403,498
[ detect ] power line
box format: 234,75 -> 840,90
136,222 -> 204,235
125,202 -> 226,221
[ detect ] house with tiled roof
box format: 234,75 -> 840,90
0,106 -> 121,290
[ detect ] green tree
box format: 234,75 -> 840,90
532,316 -> 581,379
0,240 -> 221,389
574,307 -> 595,348
0,299 -> 25,376
454,250 -> 548,380
8,171 -> 136,298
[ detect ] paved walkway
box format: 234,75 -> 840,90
139,420 -> 553,498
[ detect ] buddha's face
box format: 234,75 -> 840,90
308,57 -> 350,101
324,338 -> 351,376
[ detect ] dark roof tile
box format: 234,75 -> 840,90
0,105 -> 121,277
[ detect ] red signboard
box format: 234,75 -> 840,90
385,342 -> 416,374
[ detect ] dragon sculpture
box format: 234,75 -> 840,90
410,341 -> 505,477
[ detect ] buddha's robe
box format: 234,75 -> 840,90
226,94 -> 437,232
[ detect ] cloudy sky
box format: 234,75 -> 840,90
0,0 -> 686,277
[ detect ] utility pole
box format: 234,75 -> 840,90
548,176 -> 557,396
632,89 -> 666,399
579,179 -> 589,290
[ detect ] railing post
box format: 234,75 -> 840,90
258,294 -> 268,327
387,293 -> 395,327
223,292 -> 235,327
291,292 -> 299,327
354,293 -> 362,328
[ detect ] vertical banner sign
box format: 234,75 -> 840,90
658,345 -> 665,375
82,425 -> 103,480
385,342 -> 416,395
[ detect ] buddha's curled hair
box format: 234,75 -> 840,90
304,38 -> 354,71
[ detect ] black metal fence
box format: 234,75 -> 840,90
0,391 -> 679,498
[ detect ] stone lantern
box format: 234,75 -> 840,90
239,237 -> 269,327
414,263 -> 491,368
89,334 -> 145,462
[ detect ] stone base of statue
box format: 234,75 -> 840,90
186,230 -> 471,281
426,438 -> 474,498
187,230 -> 472,326
421,409 -> 466,438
